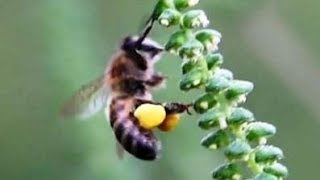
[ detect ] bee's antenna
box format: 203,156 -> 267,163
135,15 -> 156,49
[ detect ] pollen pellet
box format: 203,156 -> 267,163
158,113 -> 180,132
134,103 -> 166,130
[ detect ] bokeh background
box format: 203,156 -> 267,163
0,0 -> 319,179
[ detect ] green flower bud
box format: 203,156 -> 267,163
225,139 -> 251,161
215,69 -> 233,80
198,108 -> 223,129
158,9 -> 181,27
195,29 -> 222,52
212,163 -> 242,180
180,10 -> 209,29
264,163 -> 288,178
179,39 -> 204,59
181,58 -> 207,74
193,92 -> 217,114
205,75 -> 231,94
174,0 -> 199,10
225,80 -> 254,101
201,129 -> 231,149
206,53 -> 224,71
227,107 -> 254,126
179,68 -> 207,91
152,0 -> 175,19
165,30 -> 191,54
255,145 -> 284,164
181,60 -> 194,74
253,173 -> 278,180
245,122 -> 276,142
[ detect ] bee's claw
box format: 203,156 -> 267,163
185,103 -> 193,115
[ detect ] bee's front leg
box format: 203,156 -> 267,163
144,73 -> 166,87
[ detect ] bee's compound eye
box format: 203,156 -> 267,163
134,103 -> 166,130
158,113 -> 181,132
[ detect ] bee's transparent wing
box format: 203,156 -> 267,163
60,75 -> 109,119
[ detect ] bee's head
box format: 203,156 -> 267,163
121,36 -> 164,62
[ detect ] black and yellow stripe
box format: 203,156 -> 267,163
109,96 -> 161,160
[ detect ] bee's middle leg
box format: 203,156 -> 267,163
134,99 -> 192,115
163,102 -> 193,115
134,99 -> 161,108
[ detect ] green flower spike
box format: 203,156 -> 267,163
179,68 -> 207,90
195,29 -> 222,52
193,92 -> 217,114
181,58 -> 207,74
253,173 -> 278,180
152,0 -> 175,19
206,53 -> 224,71
227,107 -> 254,127
214,68 -> 234,80
255,145 -> 284,164
212,163 -> 241,180
225,80 -> 254,101
225,139 -> 252,161
198,108 -> 224,129
178,39 -> 204,59
205,74 -> 231,94
245,122 -> 276,144
174,0 -> 199,10
201,129 -> 231,149
165,30 -> 191,54
149,0 -> 288,179
263,163 -> 288,178
158,9 -> 181,27
180,10 -> 209,29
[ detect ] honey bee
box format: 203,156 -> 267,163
60,20 -> 191,160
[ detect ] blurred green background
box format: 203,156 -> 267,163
0,0 -> 319,179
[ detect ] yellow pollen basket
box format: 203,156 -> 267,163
158,113 -> 181,132
134,103 -> 166,130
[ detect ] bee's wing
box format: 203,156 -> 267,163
60,75 -> 109,119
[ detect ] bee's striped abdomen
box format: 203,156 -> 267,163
109,96 -> 161,160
